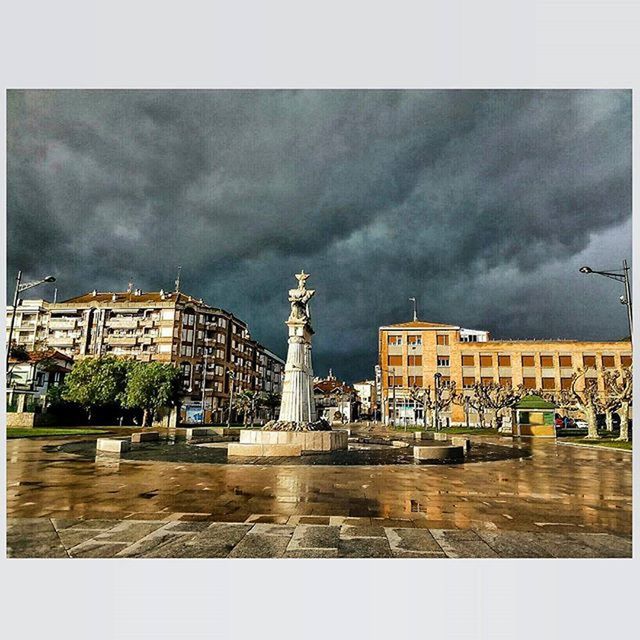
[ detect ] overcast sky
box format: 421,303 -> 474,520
7,90 -> 632,381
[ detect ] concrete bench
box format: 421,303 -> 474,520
96,438 -> 131,454
131,431 -> 159,443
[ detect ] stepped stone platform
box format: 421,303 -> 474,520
227,429 -> 349,457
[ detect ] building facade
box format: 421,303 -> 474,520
353,379 -> 377,419
6,289 -> 284,422
379,319 -> 632,425
313,371 -> 359,423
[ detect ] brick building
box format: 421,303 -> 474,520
378,319 -> 632,425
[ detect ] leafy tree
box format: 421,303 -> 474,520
233,389 -> 260,426
262,391 -> 281,420
122,361 -> 181,427
62,356 -> 131,422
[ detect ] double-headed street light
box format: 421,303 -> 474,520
6,270 -> 56,371
579,259 -> 632,341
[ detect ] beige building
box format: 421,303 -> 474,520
379,319 -> 632,426
6,288 -> 284,422
5,299 -> 50,351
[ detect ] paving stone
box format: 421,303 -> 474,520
58,529 -> 107,550
475,530 -> 550,558
118,531 -> 199,558
567,533 -> 631,558
249,523 -> 295,536
338,537 -> 392,558
430,529 -> 499,558
94,521 -> 166,542
340,525 -> 387,539
70,541 -> 128,558
532,533 -> 606,558
285,548 -> 339,558
288,525 -> 340,551
298,516 -> 331,525
54,519 -> 121,531
162,521 -> 211,533
229,533 -> 290,558
7,527 -> 69,558
386,528 -> 446,557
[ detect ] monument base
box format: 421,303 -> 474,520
227,429 -> 348,457
262,418 -> 331,432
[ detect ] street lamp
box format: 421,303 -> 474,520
200,343 -> 210,425
579,260 -> 632,340
226,370 -> 236,428
375,364 -> 397,427
6,271 -> 56,371
434,372 -> 442,431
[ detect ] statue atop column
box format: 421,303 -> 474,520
263,270 -> 330,432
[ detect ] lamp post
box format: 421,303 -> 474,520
464,395 -> 470,429
6,270 -> 56,373
579,260 -> 632,341
226,370 -> 236,428
375,364 -> 397,427
200,345 -> 209,425
434,372 -> 442,431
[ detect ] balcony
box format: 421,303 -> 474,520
49,318 -> 78,330
106,335 -> 138,346
48,336 -> 76,347
106,317 -> 140,329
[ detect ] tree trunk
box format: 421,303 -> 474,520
618,403 -> 630,442
585,405 -> 599,439
87,408 -> 92,424
605,411 -> 614,432
142,408 -> 149,427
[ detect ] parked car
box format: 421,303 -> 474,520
573,420 -> 588,429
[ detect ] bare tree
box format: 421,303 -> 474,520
570,368 -> 602,439
540,388 -> 578,420
410,381 -> 457,429
466,382 -> 528,430
603,366 -> 632,442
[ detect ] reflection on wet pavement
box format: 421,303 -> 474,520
6,434 -> 632,535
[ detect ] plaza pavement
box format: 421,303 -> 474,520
5,428 -> 633,558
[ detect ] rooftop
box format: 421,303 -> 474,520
381,319 -> 459,330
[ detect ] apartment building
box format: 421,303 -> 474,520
6,289 -> 284,421
5,299 -> 50,351
379,319 -> 632,425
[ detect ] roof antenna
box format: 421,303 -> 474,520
127,280 -> 133,294
409,297 -> 418,321
174,265 -> 182,293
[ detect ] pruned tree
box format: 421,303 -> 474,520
233,390 -> 263,426
570,368 -> 602,439
469,382 -> 527,430
603,365 -> 632,442
540,388 -> 579,419
262,391 -> 281,420
412,381 -> 458,429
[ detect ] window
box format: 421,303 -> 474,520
523,377 -> 536,389
408,355 -> 422,367
436,334 -> 449,346
462,377 -> 475,389
583,355 -> 596,368
407,335 -> 422,345
559,355 -> 572,367
541,377 -> 555,390
388,375 -> 402,386
408,375 -> 423,387
461,354 -> 474,367
498,355 -> 511,367
621,355 -> 632,367
499,377 -> 512,387
440,375 -> 450,384
388,335 -> 402,346
560,377 -> 572,390
540,355 -> 554,368
481,376 -> 493,385
521,355 -> 535,367
480,355 -> 492,368
602,355 -> 615,368
437,356 -> 449,367
388,355 -> 403,367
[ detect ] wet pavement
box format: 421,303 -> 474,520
7,517 -> 631,558
5,430 -> 632,557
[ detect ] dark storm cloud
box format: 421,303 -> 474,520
7,90 -> 632,381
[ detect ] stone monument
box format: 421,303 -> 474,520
227,271 -> 347,457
